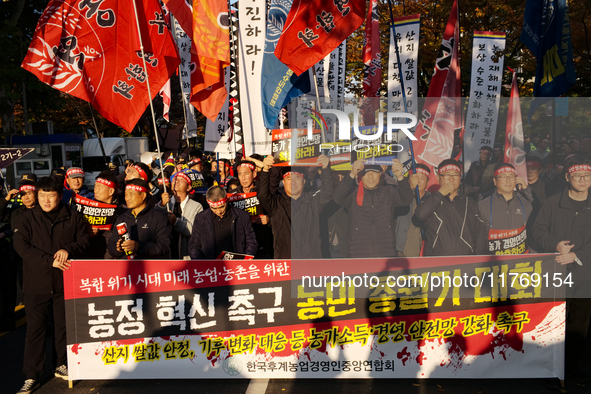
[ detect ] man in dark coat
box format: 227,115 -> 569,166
257,155 -> 333,259
333,158 -> 414,258
12,176 -> 89,392
414,159 -> 488,256
533,157 -> 591,384
189,186 -> 257,259
108,179 -> 171,259
61,167 -> 94,204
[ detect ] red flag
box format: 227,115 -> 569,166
362,0 -> 381,126
274,0 -> 365,76
412,0 -> 461,190
163,0 -> 193,39
190,0 -> 230,121
504,70 -> 527,181
21,0 -> 180,132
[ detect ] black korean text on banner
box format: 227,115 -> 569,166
488,225 -> 528,255
464,31 -> 506,172
271,128 -> 323,167
387,15 -> 420,166
74,194 -> 118,230
0,148 -> 34,169
350,125 -> 398,165
63,255 -> 567,379
228,192 -> 262,221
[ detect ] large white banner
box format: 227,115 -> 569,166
205,67 -> 235,159
171,16 -> 198,139
464,31 -> 506,172
387,15 -> 420,165
239,0 -> 269,156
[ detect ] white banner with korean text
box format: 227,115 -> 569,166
387,15 -> 420,165
464,31 -> 506,172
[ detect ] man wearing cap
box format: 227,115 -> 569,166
157,171 -> 203,259
533,157 -> 591,384
395,164 -> 431,257
464,146 -> 493,199
414,159 -> 488,256
108,179 -> 171,259
62,167 -> 93,205
188,186 -> 257,259
477,163 -> 533,255
12,176 -> 90,392
334,158 -> 413,258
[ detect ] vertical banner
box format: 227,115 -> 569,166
413,0 -> 461,190
504,72 -> 527,181
387,14 -> 420,165
337,39 -> 347,111
172,17 -> 198,139
205,67 -> 235,159
361,0 -> 381,126
239,0 -> 269,156
464,32 -> 506,172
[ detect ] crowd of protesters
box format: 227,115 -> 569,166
1,136 -> 591,392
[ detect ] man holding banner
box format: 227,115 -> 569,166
415,159 -> 488,256
12,176 -> 89,393
477,163 -> 533,255
533,157 -> 591,384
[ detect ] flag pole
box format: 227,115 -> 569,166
386,0 -> 420,203
131,0 -> 168,195
311,67 -> 327,144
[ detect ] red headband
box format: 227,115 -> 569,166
438,164 -> 460,173
568,164 -> 591,174
494,166 -> 517,177
526,161 -> 542,168
207,198 -> 227,208
188,158 -> 202,167
238,162 -> 256,171
19,185 -> 36,192
174,172 -> 192,187
283,171 -> 304,179
66,168 -> 84,178
96,177 -> 116,189
126,184 -> 148,193
415,168 -> 430,177
157,177 -> 170,185
133,165 -> 148,182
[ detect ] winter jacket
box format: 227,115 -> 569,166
533,189 -> 591,288
333,176 -> 413,258
258,167 -> 333,259
395,191 -> 430,257
155,196 -> 203,259
108,204 -> 171,259
414,191 -> 488,256
12,203 -> 90,294
188,206 -> 257,259
478,189 -> 533,230
62,186 -> 94,205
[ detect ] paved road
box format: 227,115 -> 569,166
0,319 -> 587,394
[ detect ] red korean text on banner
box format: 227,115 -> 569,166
412,0 -> 461,190
190,0 -> 230,121
362,0 -> 381,126
274,0 -> 366,76
504,71 -> 527,182
21,0 -> 180,132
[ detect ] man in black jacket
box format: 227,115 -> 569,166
12,176 -> 90,393
414,159 -> 488,256
533,157 -> 591,384
334,158 -> 413,258
189,186 -> 257,259
257,155 -> 333,259
108,179 -> 171,259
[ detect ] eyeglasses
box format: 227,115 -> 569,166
495,175 -> 516,181
570,174 -> 591,182
440,174 -> 461,180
